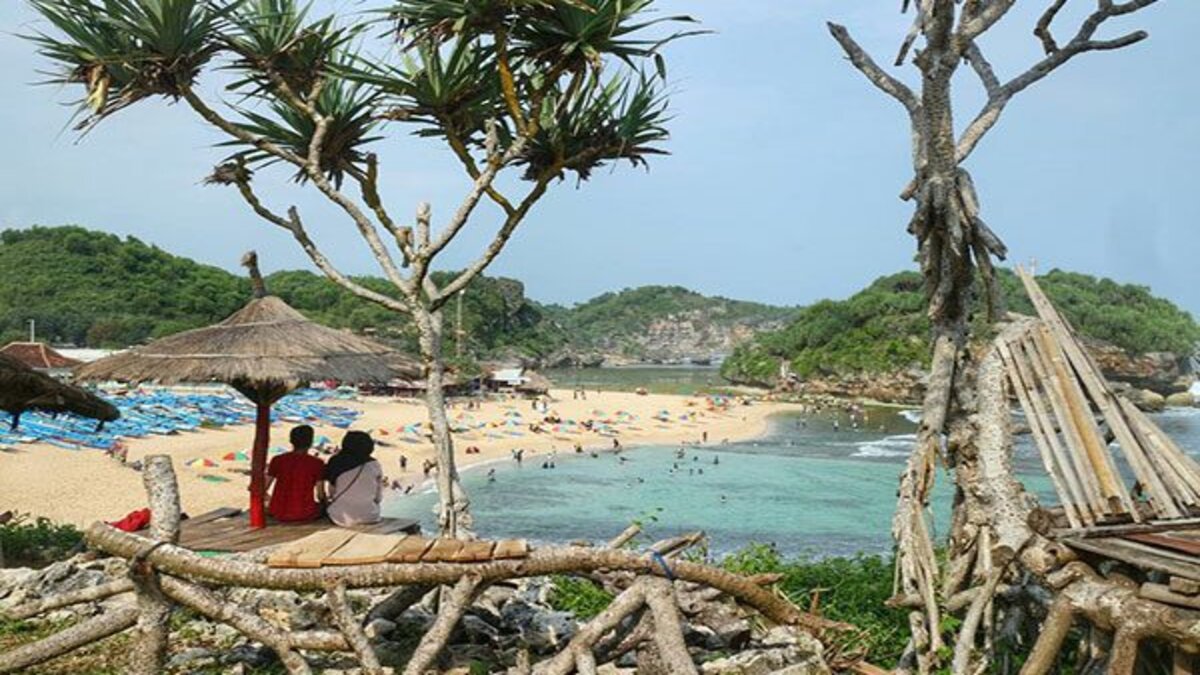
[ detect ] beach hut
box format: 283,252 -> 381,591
0,352 -> 119,429
75,252 -> 420,528
516,372 -> 553,397
0,341 -> 81,379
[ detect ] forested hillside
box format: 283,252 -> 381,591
0,227 -> 773,363
721,269 -> 1200,386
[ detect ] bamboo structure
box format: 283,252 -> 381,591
1000,267 -> 1200,528
0,456 -> 844,674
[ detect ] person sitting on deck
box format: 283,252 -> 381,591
265,425 -> 326,523
324,431 -> 384,527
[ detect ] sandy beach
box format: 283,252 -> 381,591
0,389 -> 795,526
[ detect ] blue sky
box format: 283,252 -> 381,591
1,1 -> 1197,315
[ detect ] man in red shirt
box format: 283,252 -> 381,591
265,425 -> 326,522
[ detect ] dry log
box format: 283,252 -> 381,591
1018,596 -> 1074,675
534,579 -> 653,675
85,523 -> 841,632
129,455 -> 180,675
2,578 -> 134,621
403,574 -> 482,675
0,607 -> 138,674
366,584 -> 435,623
607,524 -> 642,549
644,578 -> 699,675
158,575 -> 329,673
327,582 -> 383,674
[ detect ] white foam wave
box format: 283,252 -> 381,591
899,409 -> 921,424
853,433 -> 916,458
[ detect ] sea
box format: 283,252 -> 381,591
383,368 -> 1200,558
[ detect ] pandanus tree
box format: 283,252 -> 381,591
28,0 -> 699,538
827,1 -> 1161,672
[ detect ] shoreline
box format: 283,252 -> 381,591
0,389 -> 796,526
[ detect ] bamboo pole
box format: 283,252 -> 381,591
1000,338 -> 1087,527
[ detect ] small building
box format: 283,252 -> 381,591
483,366 -> 552,397
0,342 -> 81,379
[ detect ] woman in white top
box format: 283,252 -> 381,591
324,431 -> 383,527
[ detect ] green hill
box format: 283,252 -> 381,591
0,226 -> 566,358
0,226 -> 250,347
721,269 -> 1200,386
553,286 -> 796,361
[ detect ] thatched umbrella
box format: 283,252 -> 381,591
76,252 -> 420,528
0,353 -> 119,430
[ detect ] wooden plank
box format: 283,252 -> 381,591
1169,576 -> 1200,596
184,507 -> 242,527
1021,334 -> 1109,517
1053,517 -> 1200,540
1120,403 -> 1199,510
1126,533 -> 1200,558
1064,538 -> 1200,581
387,537 -> 434,563
451,540 -> 496,563
1001,339 -> 1087,528
289,529 -> 359,569
325,533 -> 406,566
493,539 -> 530,560
421,538 -> 465,562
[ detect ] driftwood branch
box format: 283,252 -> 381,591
2,578 -> 134,621
85,522 -> 841,633
327,582 -> 384,675
644,578 -> 700,675
403,575 -> 483,675
0,607 -> 138,674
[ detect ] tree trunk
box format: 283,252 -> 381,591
413,305 -> 472,539
129,455 -> 181,675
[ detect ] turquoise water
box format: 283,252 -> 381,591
383,398 -> 1200,558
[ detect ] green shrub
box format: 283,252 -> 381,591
548,575 -> 615,620
0,514 -> 84,567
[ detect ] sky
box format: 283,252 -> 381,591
1,1 -> 1198,315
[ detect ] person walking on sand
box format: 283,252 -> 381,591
324,431 -> 384,527
265,425 -> 326,523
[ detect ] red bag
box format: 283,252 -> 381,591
109,508 -> 151,533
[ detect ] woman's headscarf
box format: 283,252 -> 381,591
326,430 -> 375,484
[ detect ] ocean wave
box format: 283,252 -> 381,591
853,433 -> 916,458
899,409 -> 921,424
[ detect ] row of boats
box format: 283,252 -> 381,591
0,388 -> 361,451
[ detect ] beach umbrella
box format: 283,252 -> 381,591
76,252 -> 420,528
222,451 -> 250,462
187,458 -> 219,468
0,353 -> 119,430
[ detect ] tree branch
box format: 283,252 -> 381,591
954,0 -> 1157,163
958,0 -> 1017,44
402,575 -> 482,675
326,582 -> 384,675
429,169 -> 556,311
1034,0 -> 1071,54
827,23 -> 922,117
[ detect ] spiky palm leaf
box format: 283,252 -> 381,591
511,0 -> 704,76
223,0 -> 361,100
223,79 -> 382,186
516,72 -> 669,181
26,0 -> 231,129
342,39 -> 505,145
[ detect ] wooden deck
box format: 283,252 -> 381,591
178,508 -> 420,553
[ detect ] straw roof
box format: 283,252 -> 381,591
0,353 -> 119,427
75,295 -> 421,390
0,342 -> 81,370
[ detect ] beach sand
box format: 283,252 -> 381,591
0,390 -> 794,526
